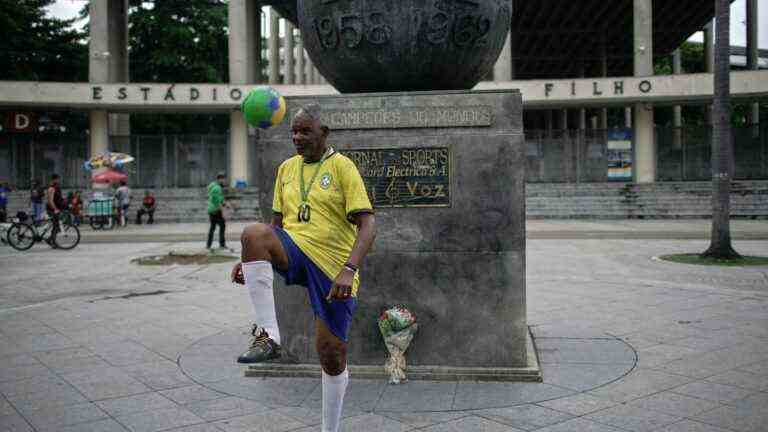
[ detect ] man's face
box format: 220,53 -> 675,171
217,177 -> 226,186
291,115 -> 327,160
52,178 -> 59,186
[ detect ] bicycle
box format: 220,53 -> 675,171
6,211 -> 81,251
0,221 -> 10,246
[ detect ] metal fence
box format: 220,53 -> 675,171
110,135 -> 228,188
527,125 -> 768,183
525,129 -> 625,183
0,134 -> 229,189
0,133 -> 90,189
657,124 -> 768,181
2,127 -> 766,188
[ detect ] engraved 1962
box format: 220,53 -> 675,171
314,0 -> 497,50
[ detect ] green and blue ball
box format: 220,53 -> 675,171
241,86 -> 286,129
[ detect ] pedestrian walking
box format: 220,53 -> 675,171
206,172 -> 228,249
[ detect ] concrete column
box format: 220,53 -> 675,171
633,0 -> 655,183
90,111 -> 109,158
268,8 -> 280,84
703,21 -> 714,124
228,0 -> 259,83
703,22 -> 715,73
284,21 -> 295,84
228,0 -> 260,187
578,63 -> 587,130
578,109 -> 587,131
308,59 -> 316,84
493,31 -> 513,81
673,49 -> 683,147
89,0 -> 130,149
229,114 -> 250,188
600,33 -> 609,129
545,110 -> 554,134
747,0 -> 759,129
559,109 -> 569,130
297,43 -> 305,84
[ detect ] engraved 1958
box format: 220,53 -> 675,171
313,0 -> 497,50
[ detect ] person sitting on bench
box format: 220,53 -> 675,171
135,190 -> 156,224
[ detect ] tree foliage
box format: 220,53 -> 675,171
0,0 -> 87,81
128,0 -> 229,84
125,0 -> 230,133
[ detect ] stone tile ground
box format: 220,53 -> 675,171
0,225 -> 767,431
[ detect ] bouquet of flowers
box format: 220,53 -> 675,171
378,305 -> 418,384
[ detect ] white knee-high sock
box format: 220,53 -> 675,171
322,368 -> 348,432
242,261 -> 281,344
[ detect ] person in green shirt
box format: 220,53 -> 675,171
206,172 -> 227,249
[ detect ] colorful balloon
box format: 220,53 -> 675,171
241,86 -> 286,129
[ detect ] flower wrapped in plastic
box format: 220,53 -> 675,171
378,305 -> 418,384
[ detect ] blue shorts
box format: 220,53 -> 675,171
271,227 -> 357,342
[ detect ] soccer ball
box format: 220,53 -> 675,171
241,86 -> 286,129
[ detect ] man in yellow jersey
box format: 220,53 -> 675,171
230,104 -> 376,432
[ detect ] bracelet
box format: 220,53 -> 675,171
343,262 -> 358,273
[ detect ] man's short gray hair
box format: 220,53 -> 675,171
293,103 -> 325,126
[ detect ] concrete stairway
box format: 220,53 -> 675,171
526,181 -> 768,219
5,181 -> 767,222
4,188 -> 262,224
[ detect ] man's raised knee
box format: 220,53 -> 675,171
241,223 -> 273,261
241,223 -> 271,244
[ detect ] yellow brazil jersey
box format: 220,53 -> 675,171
272,148 -> 373,296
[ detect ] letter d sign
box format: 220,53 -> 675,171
15,114 -> 30,130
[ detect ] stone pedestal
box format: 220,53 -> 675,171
249,90 -> 537,380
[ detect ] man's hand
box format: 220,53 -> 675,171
327,268 -> 355,301
231,262 -> 244,284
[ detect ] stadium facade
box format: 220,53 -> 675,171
0,0 -> 767,190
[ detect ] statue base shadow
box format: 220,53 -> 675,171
251,90 -> 537,381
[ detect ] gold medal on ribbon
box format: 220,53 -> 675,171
298,203 -> 311,222
297,147 -> 333,224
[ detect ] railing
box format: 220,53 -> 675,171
525,129 -> 632,183
0,134 -> 229,189
657,124 -> 768,181
110,135 -> 228,188
526,125 -> 768,183
2,125 -> 766,188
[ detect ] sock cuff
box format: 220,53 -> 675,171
242,260 -> 272,271
322,368 -> 349,383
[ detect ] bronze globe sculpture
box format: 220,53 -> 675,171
273,0 -> 511,93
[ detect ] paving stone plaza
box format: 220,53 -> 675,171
1,222 -> 767,431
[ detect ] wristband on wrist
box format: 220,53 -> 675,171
343,262 -> 358,273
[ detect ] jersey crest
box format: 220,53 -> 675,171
320,172 -> 332,189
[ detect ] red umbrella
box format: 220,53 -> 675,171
91,169 -> 128,184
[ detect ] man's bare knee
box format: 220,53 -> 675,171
317,340 -> 347,376
241,223 -> 272,260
